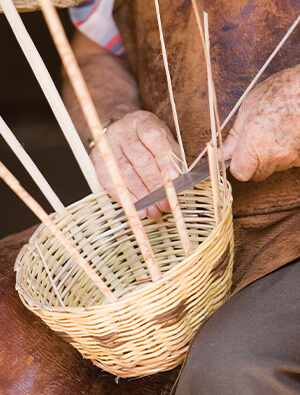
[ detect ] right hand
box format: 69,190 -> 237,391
90,110 -> 181,219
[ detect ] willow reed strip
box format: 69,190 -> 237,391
203,13 -> 217,149
0,0 -> 103,195
34,242 -> 65,307
207,144 -> 221,224
203,13 -> 222,211
154,0 -> 188,172
0,116 -> 66,215
190,4 -> 227,193
203,14 -> 220,183
38,0 -> 161,282
203,12 -> 227,191
218,14 -> 300,135
0,161 -> 117,303
162,169 -> 193,256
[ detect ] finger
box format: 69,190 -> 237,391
137,116 -> 181,174
222,127 -> 240,159
136,118 -> 180,213
139,123 -> 180,208
146,205 -> 162,219
121,141 -> 167,218
90,148 -> 119,201
164,124 -> 181,160
230,132 -> 260,182
157,199 -> 170,212
91,146 -> 149,218
122,139 -> 166,192
251,162 -> 276,182
116,152 -> 164,219
223,105 -> 246,159
122,142 -> 172,217
116,150 -> 163,219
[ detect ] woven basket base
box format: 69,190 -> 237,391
15,179 -> 234,377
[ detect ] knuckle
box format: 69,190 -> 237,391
138,110 -> 157,121
140,126 -> 167,145
148,179 -> 164,192
106,125 -> 123,143
134,153 -> 153,168
132,110 -> 155,126
155,150 -> 171,164
120,163 -> 135,179
150,127 -> 167,140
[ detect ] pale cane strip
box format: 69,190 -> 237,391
190,2 -> 228,194
0,0 -> 103,195
207,144 -> 221,224
154,0 -> 188,172
38,0 -> 161,282
162,169 -> 193,257
0,161 -> 117,303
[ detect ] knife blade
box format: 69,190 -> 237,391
115,159 -> 231,219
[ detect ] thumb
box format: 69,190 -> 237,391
223,110 -> 245,159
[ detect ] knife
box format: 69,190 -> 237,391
115,159 -> 231,219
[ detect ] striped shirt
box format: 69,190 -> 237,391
69,0 -> 126,56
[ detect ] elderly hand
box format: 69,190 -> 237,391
223,65 -> 300,182
90,110 -> 181,218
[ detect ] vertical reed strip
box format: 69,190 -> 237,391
154,0 -> 188,172
38,0 -> 161,282
203,13 -> 221,209
0,161 -> 117,303
0,117 -> 66,215
34,242 -> 65,307
203,13 -> 217,150
207,144 -> 221,224
218,15 -> 300,135
189,4 -> 227,194
0,0 -> 103,195
162,169 -> 193,257
203,12 -> 227,192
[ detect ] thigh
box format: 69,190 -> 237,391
175,260 -> 300,395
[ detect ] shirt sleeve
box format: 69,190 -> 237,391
69,0 -> 126,57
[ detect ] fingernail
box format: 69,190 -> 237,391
138,209 -> 146,219
158,199 -> 170,212
147,206 -> 162,219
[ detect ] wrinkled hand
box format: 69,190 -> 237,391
90,110 -> 181,218
223,65 -> 300,182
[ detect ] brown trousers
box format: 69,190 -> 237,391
174,259 -> 300,394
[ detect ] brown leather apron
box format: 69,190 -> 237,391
113,0 -> 300,293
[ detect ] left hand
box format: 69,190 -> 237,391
223,64 -> 300,182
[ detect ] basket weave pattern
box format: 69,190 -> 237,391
15,179 -> 233,377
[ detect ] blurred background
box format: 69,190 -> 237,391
0,9 -> 91,238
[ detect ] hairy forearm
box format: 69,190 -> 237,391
62,31 -> 141,150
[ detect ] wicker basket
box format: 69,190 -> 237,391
0,0 -> 83,13
15,177 -> 233,377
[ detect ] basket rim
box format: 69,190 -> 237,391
0,0 -> 85,13
15,182 -> 233,313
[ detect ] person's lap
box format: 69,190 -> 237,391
175,259 -> 300,395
